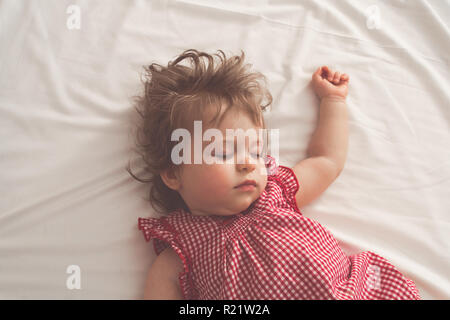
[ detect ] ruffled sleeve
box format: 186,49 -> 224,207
265,155 -> 301,215
137,216 -> 193,299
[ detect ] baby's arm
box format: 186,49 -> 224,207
292,66 -> 349,208
143,247 -> 184,299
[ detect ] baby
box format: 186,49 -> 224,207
130,49 -> 420,300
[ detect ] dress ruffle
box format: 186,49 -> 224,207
138,217 -> 195,299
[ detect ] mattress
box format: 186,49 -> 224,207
0,0 -> 449,299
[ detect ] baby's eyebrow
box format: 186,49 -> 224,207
221,137 -> 262,150
201,133 -> 263,149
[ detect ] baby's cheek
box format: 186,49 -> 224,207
200,166 -> 233,194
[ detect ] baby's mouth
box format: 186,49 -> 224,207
234,179 -> 257,189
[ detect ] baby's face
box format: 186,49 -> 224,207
176,109 -> 268,217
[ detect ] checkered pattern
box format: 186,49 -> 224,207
138,155 -> 420,300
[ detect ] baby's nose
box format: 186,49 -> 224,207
236,153 -> 256,172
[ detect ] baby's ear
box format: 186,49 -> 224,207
160,168 -> 182,191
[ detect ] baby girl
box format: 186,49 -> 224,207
130,49 -> 420,300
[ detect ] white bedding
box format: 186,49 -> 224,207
0,0 -> 449,299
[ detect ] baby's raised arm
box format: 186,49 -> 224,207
292,66 -> 349,208
143,247 -> 184,299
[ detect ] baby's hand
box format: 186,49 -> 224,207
311,66 -> 349,100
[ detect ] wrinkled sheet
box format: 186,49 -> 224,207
0,0 -> 449,299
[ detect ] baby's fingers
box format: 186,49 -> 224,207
332,72 -> 341,84
321,66 -> 333,81
314,66 -> 333,82
312,66 -> 325,82
313,66 -> 349,85
339,73 -> 350,84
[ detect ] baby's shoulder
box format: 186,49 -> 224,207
144,247 -> 185,299
260,165 -> 301,214
151,246 -> 184,282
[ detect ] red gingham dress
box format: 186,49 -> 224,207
138,155 -> 420,300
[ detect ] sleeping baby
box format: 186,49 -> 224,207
129,49 -> 420,300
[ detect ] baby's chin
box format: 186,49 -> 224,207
226,196 -> 259,215
208,201 -> 253,217
205,185 -> 265,217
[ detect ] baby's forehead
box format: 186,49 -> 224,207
195,102 -> 265,143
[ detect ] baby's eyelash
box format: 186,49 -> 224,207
214,152 -> 262,160
215,153 -> 233,160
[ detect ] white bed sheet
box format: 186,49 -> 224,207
0,0 -> 449,299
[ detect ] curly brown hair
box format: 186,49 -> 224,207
127,49 -> 273,215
